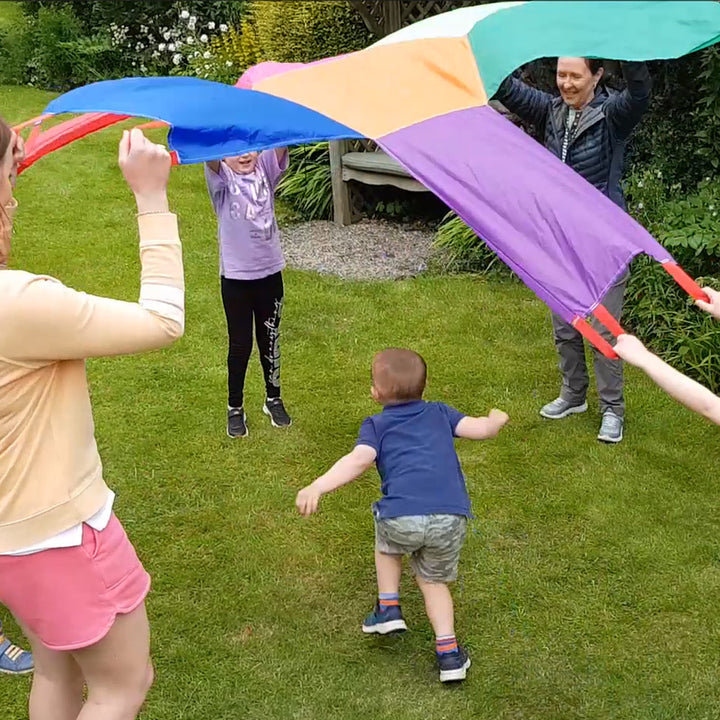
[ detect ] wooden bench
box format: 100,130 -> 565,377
329,139 -> 428,226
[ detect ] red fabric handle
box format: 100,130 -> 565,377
572,316 -> 619,359
663,261 -> 710,303
591,304 -> 624,338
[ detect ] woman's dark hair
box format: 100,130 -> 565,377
585,58 -> 604,75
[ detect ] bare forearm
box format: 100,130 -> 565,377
312,453 -> 370,495
641,354 -> 720,423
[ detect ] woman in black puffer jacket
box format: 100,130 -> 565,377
495,58 -> 651,444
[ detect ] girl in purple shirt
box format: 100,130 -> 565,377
205,149 -> 292,437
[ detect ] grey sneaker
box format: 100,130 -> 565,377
539,397 -> 588,419
597,410 -> 623,443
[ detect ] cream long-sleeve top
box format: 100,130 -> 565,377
0,212 -> 184,553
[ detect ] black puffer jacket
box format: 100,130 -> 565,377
495,62 -> 651,209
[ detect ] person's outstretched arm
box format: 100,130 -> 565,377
296,445 -> 377,517
3,129 -> 184,363
493,72 -> 553,130
607,61 -> 651,140
614,334 -> 720,424
454,409 -> 509,440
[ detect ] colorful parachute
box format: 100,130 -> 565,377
14,1 -> 720,356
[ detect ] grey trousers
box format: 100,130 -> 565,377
551,272 -> 627,417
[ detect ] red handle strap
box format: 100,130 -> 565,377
591,304 -> 624,337
663,261 -> 710,303
572,316 -> 619,359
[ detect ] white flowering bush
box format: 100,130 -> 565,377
109,8 -> 236,79
9,1 -> 247,87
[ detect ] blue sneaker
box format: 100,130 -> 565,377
362,603 -> 407,635
437,645 -> 471,683
0,637 -> 33,675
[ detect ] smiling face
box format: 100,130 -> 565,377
224,152 -> 259,175
556,57 -> 604,110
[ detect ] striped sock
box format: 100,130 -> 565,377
378,592 -> 399,610
436,635 -> 458,655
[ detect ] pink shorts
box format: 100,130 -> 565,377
0,514 -> 150,651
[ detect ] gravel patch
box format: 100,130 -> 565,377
281,218 -> 435,280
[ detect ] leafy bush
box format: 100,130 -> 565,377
3,2 -> 247,87
0,5 -> 121,89
626,170 -> 720,276
250,1 -> 370,65
215,0 -> 371,74
277,144 -> 333,221
433,213 -> 512,276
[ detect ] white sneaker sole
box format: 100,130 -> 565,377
361,619 -> 407,635
539,401 -> 588,420
440,656 -> 471,682
263,404 -> 292,428
597,430 -> 623,443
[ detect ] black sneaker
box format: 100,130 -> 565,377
263,398 -> 292,428
437,645 -> 471,683
227,407 -> 248,438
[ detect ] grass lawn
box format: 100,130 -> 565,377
2,84 -> 720,720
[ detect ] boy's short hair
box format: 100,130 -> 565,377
372,348 -> 427,403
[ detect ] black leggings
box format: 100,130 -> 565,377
221,272 -> 284,408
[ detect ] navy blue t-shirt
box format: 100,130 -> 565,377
356,400 -> 471,519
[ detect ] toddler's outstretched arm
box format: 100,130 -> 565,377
296,444 -> 377,517
615,334 -> 720,424
455,409 -> 509,440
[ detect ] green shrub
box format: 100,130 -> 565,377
0,5 -> 121,89
251,1 -> 370,65
215,0 -> 371,74
433,212 -> 513,276
277,143 -> 333,221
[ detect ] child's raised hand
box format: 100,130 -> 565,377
695,287 -> 720,320
296,484 -> 322,517
118,128 -> 171,214
613,334 -> 650,367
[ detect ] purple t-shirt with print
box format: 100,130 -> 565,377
204,150 -> 288,280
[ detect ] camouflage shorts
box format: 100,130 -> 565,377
374,514 -> 467,583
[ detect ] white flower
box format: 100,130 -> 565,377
710,204 -> 716,211
203,50 -> 211,59
168,43 -> 175,51
200,34 -> 208,43
158,43 -> 166,51
152,50 -> 160,59
163,31 -> 171,41
220,23 -> 228,32
637,202 -> 644,210
173,53 -> 182,65
225,60 -> 233,66
188,17 -> 197,30
181,10 -> 190,19
208,21 -> 216,30
714,211 -> 718,217
185,36 -> 193,44
656,170 -> 663,178
707,177 -> 712,182
637,181 -> 643,188
193,51 -> 200,58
